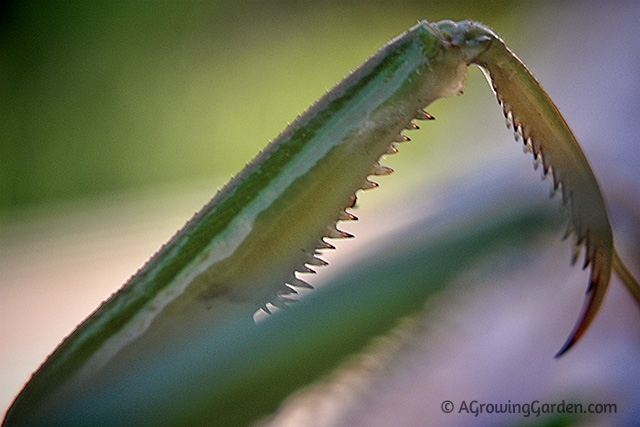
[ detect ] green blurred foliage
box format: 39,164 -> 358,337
0,0 -> 523,213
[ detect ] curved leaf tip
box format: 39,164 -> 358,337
442,20 -> 640,356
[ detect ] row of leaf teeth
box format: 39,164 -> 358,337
501,99 -> 564,192
496,94 -> 596,272
262,109 -> 433,313
261,220 -> 358,313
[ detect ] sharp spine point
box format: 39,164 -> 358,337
260,303 -> 272,314
386,144 -> 398,155
395,134 -> 411,142
307,256 -> 328,266
338,211 -> 358,221
321,239 -> 336,250
290,277 -> 313,289
361,179 -> 378,190
372,163 -> 393,176
326,225 -> 354,239
562,224 -> 573,241
571,243 -> 581,266
584,241 -> 595,270
279,283 -> 297,294
416,109 -> 435,120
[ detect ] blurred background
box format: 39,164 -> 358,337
1,1 -> 639,425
